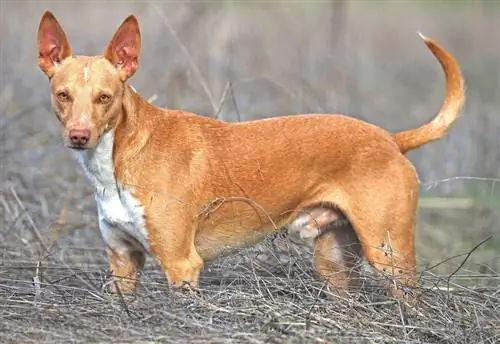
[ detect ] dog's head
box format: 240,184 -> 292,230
37,11 -> 141,150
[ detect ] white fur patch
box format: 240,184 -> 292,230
330,246 -> 344,264
76,113 -> 90,126
287,213 -> 321,240
73,131 -> 150,254
83,65 -> 89,83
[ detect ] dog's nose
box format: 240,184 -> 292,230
69,129 -> 91,146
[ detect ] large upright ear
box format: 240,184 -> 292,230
103,15 -> 141,82
37,11 -> 72,78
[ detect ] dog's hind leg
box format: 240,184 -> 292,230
338,156 -> 420,301
313,220 -> 364,295
288,205 -> 363,295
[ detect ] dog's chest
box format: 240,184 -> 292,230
73,132 -> 150,252
94,184 -> 149,251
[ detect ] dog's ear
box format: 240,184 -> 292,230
37,11 -> 73,78
103,15 -> 141,82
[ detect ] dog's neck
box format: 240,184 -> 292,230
73,129 -> 117,198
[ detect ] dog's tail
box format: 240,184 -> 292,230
393,33 -> 465,154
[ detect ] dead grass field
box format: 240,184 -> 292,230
1,1 -> 499,343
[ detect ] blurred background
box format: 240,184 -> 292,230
1,1 -> 499,279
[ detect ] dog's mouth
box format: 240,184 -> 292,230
66,141 -> 94,151
67,144 -> 90,151
68,145 -> 88,151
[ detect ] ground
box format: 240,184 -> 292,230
1,203 -> 499,343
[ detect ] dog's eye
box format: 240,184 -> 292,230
56,91 -> 69,102
98,94 -> 111,104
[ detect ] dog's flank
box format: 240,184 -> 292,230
37,10 -> 465,303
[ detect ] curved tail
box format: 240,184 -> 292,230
393,33 -> 465,154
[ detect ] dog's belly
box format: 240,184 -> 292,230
95,186 -> 150,253
194,201 -> 348,261
195,225 -> 273,261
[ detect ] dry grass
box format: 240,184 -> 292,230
1,1 -> 500,343
0,225 -> 499,344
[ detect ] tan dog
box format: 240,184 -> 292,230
37,11 -> 465,300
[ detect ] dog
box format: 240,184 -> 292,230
37,11 -> 465,301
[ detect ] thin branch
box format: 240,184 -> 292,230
151,3 -> 218,113
445,236 -> 493,295
424,176 -> 500,190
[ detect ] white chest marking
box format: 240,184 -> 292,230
73,131 -> 150,253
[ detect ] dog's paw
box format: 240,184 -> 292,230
170,280 -> 200,295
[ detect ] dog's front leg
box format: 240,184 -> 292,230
147,213 -> 204,292
99,218 -> 146,294
161,248 -> 204,292
106,245 -> 145,294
